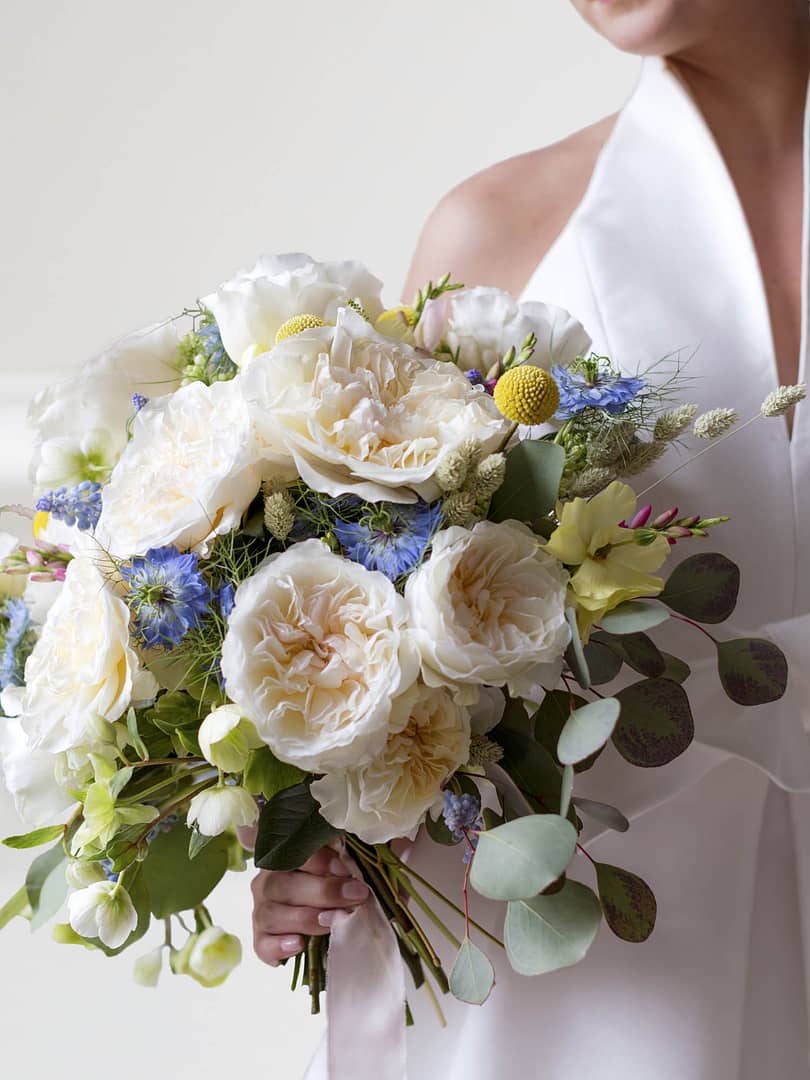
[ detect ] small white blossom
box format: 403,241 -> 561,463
187,784 -> 259,837
68,880 -> 138,949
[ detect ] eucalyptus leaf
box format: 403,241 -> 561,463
660,652 -> 691,684
581,639 -> 623,685
600,600 -> 669,635
716,638 -> 788,706
557,698 -> 621,766
571,798 -> 630,833
449,937 -> 495,1005
0,885 -> 31,930
3,825 -> 65,850
560,765 -> 574,818
488,439 -> 566,526
659,552 -> 740,624
493,727 -> 562,807
564,608 -> 591,690
470,814 -> 576,901
504,880 -> 602,976
593,630 -> 665,678
142,823 -> 229,917
254,783 -> 340,873
533,690 -> 601,774
595,862 -> 657,943
613,678 -> 694,767
243,746 -> 307,801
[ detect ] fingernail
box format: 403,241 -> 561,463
318,910 -> 339,928
280,936 -> 302,954
329,858 -> 350,876
342,880 -> 369,901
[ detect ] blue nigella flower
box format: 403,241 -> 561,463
217,581 -> 235,620
36,481 -> 103,532
552,362 -> 646,420
333,500 -> 443,581
198,318 -> 238,382
99,858 -> 120,884
120,546 -> 212,649
0,598 -> 33,690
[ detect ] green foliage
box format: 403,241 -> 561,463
243,747 -> 307,801
563,607 -> 591,690
25,843 -> 67,929
493,726 -> 562,809
660,652 -> 691,684
141,823 -> 229,918
3,825 -> 65,850
254,783 -> 340,873
581,638 -> 623,685
613,677 -> 694,767
488,440 -> 566,528
595,862 -> 657,943
716,638 -> 788,706
571,798 -> 629,834
126,707 -> 149,760
449,937 -> 495,1005
593,629 -> 665,678
0,885 -> 30,930
560,765 -> 575,817
470,815 -> 577,902
600,600 -> 669,635
533,690 -> 602,774
659,552 -> 740,624
557,698 -> 621,766
504,881 -> 602,976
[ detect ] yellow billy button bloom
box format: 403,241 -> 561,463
375,305 -> 418,344
493,366 -> 560,426
545,481 -> 671,640
274,313 -> 326,345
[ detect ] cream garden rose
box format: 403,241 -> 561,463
241,308 -> 509,503
405,519 -> 571,702
202,252 -> 385,369
311,682 -> 471,844
414,287 -> 592,374
95,378 -> 262,557
220,539 -> 420,773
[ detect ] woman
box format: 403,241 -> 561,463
252,2 -> 810,1075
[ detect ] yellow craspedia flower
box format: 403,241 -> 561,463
274,313 -> 326,345
493,365 -> 560,426
32,511 -> 49,540
375,305 -> 417,344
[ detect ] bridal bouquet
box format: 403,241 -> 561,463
0,254 -> 797,1015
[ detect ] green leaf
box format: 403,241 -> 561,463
493,727 -> 562,807
254,783 -> 340,872
600,600 -> 669,635
109,766 -> 134,801
126,707 -> 149,760
571,798 -> 629,833
188,828 -> 214,860
470,814 -> 576,901
557,698 -> 621,766
581,639 -> 623,686
504,880 -> 602,975
659,552 -> 740,624
0,885 -> 31,930
595,862 -> 657,943
613,678 -> 694,767
533,690 -> 601,774
499,692 -> 533,736
30,856 -> 69,931
148,691 -> 203,733
3,825 -> 65,850
25,843 -> 67,917
560,765 -> 574,818
449,936 -> 495,1005
563,607 -> 591,690
593,630 -> 665,678
141,823 -> 229,918
716,638 -> 788,706
488,440 -> 566,527
243,746 -> 307,800
660,652 -> 691,684
425,810 -> 456,846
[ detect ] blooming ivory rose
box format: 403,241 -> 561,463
405,520 -> 571,703
7,555 -> 148,754
311,682 -> 471,844
241,308 -> 509,503
414,287 -> 592,375
95,379 -> 262,557
29,322 -> 183,494
202,252 -> 386,369
220,538 -> 420,772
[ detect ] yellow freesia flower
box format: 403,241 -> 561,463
545,481 -> 670,639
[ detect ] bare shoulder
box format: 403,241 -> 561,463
402,115 -> 617,302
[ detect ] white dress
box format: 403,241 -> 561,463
309,57 -> 810,1079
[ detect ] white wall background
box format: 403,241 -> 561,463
0,3 -> 637,1077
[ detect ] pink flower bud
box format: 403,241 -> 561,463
628,504 -> 653,528
652,506 -> 679,529
25,549 -> 44,567
678,515 -> 700,528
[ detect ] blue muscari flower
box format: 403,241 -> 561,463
0,598 -> 33,690
333,500 -> 443,581
35,481 -> 103,531
132,393 -> 149,412
120,546 -> 212,650
552,363 -> 646,420
466,368 -> 484,386
442,791 -> 483,861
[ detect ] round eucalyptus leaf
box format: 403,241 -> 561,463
449,936 -> 495,1005
660,652 -> 691,684
504,880 -> 602,976
613,677 -> 694,767
489,440 -> 566,526
600,601 -> 669,635
564,607 -> 591,690
593,631 -> 666,678
571,798 -> 630,833
659,552 -> 740,624
557,698 -> 621,766
470,814 -> 577,902
716,637 -> 788,706
581,639 -> 623,685
560,764 -> 575,817
533,690 -> 601,774
595,862 -> 657,943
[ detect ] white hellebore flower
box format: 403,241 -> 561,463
0,716 -> 77,827
220,538 -> 420,772
405,520 -> 571,704
187,784 -> 258,837
414,286 -> 591,374
68,880 -> 138,949
202,252 -> 385,369
242,308 -> 509,504
198,704 -> 262,773
12,555 -> 143,754
95,379 -> 261,557
133,946 -> 164,988
29,322 -> 182,494
311,683 -> 470,844
172,926 -> 242,987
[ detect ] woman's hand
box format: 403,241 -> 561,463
248,844 -> 370,967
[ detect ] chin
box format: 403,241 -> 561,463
570,0 -> 712,57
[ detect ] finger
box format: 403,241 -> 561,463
254,900 -> 335,937
299,847 -> 352,877
265,871 -> 369,909
253,932 -> 305,967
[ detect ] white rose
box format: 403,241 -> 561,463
241,308 -> 509,504
186,784 -> 258,837
405,520 -> 571,703
13,555 -> 141,753
202,252 -> 385,369
68,880 -> 138,949
0,716 -> 77,826
414,287 -> 591,374
29,322 -> 182,494
95,379 -> 261,557
311,682 -> 470,844
220,539 -> 420,772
